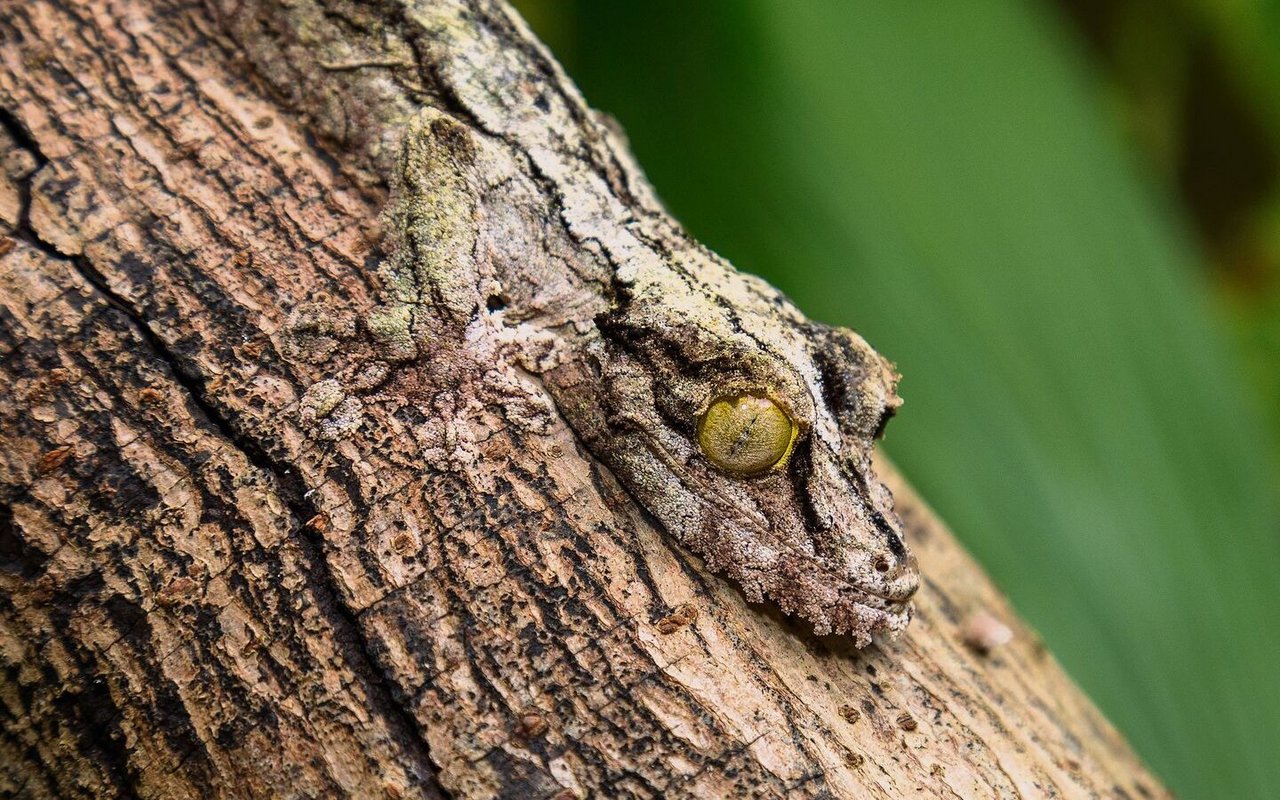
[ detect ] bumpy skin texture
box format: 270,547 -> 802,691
385,109 -> 918,646
1,2 -> 1171,796
566,231 -> 919,645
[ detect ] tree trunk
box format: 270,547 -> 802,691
0,1 -> 1169,798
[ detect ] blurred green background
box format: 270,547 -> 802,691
511,1 -> 1280,797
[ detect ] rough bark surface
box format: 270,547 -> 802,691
0,1 -> 1169,798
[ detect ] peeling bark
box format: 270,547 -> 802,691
0,1 -> 1169,798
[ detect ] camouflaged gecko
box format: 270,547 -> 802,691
373,104 -> 919,647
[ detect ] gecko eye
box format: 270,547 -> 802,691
697,392 -> 798,476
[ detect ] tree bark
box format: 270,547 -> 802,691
0,1 -> 1169,798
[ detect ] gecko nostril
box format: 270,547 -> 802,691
874,557 -> 890,573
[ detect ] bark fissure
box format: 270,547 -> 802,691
3,53 -> 446,793
68,238 -> 448,799
0,106 -> 48,242
0,1 -> 1171,798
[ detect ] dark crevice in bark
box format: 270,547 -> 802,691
70,254 -> 448,799
0,104 -> 448,800
0,105 -> 50,252
2,2 -> 1174,796
2,106 -> 180,800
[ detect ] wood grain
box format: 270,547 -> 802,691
0,1 -> 1169,797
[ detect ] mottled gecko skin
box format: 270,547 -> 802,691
570,251 -> 920,645
384,110 -> 918,647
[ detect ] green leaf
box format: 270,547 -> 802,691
517,1 -> 1280,796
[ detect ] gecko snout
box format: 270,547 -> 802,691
876,551 -> 919,603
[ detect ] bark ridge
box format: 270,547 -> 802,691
0,1 -> 1167,798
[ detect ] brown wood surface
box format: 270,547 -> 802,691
0,1 -> 1169,797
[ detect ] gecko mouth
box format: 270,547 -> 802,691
640,435 -> 918,627
842,583 -> 914,612
691,483 -> 919,610
798,580 -> 914,641
859,575 -> 918,605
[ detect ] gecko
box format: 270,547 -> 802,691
315,107 -> 919,648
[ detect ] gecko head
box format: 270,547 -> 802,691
584,259 -> 919,646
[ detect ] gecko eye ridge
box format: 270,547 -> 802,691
697,392 -> 799,476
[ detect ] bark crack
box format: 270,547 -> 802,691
74,253 -> 447,798
0,105 -> 447,800
0,1 -> 1174,795
0,106 -> 49,249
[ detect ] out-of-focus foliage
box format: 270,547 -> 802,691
513,1 -> 1280,797
1063,0 -> 1280,458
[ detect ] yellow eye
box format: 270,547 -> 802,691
697,393 -> 798,476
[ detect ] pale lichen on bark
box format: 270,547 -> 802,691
0,0 -> 1171,798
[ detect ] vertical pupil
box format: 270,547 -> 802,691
697,393 -> 797,475
728,413 -> 760,458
